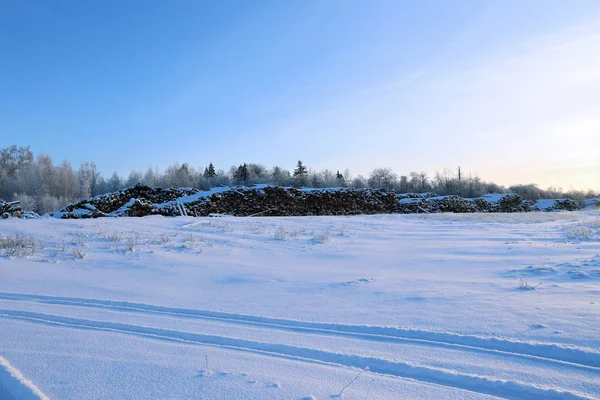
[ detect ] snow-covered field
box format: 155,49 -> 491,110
1,211 -> 599,400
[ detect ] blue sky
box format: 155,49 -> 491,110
1,0 -> 599,189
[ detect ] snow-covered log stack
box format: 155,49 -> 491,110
1,201 -> 22,218
56,185 -> 199,218
52,185 -> 580,219
494,194 -> 532,212
533,199 -> 581,212
181,187 -> 400,216
0,201 -> 40,219
426,195 -> 477,213
396,193 -> 533,214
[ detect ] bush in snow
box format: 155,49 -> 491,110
0,232 -> 40,258
566,225 -> 592,240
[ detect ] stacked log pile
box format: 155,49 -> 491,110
184,187 -> 402,216
52,185 -> 581,219
495,194 -> 532,212
1,201 -> 22,219
396,194 -> 532,214
532,198 -> 581,212
56,185 -> 198,218
0,201 -> 40,219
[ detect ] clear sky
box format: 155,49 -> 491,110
1,0 -> 599,190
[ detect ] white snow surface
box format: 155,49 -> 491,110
481,193 -> 516,203
1,211 -> 599,399
584,198 -> 600,209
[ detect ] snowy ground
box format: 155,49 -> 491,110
0,211 -> 599,400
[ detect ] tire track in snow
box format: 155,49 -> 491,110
1,292 -> 599,370
0,309 -> 594,400
0,356 -> 50,400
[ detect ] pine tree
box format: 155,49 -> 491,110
204,162 -> 216,178
234,163 -> 249,182
293,160 -> 307,178
336,170 -> 345,185
293,160 -> 308,187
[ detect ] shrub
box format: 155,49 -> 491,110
72,248 -> 86,259
566,225 -> 592,240
101,231 -> 123,241
274,228 -> 287,240
125,235 -> 138,252
312,232 -> 331,244
0,232 -> 40,257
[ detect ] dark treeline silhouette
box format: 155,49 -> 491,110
1,146 -> 598,214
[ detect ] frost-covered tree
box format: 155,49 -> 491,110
351,175 -> 367,188
2,145 -> 597,213
320,169 -> 336,187
107,172 -> 123,192
398,175 -> 409,193
418,171 -> 429,192
163,163 -> 196,187
126,170 -> 143,188
271,166 -> 291,186
248,163 -> 267,181
368,168 -> 397,190
56,160 -> 79,201
77,162 -> 100,197
38,154 -> 58,196
178,163 -> 195,187
309,171 -> 322,188
143,167 -> 160,187
0,145 -> 33,189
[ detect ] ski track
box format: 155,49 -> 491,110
1,291 -> 598,371
0,309 -> 595,400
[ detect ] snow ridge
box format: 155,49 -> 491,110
0,356 -> 50,400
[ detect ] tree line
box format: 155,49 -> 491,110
1,145 -> 598,214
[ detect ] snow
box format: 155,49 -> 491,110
156,186 -> 232,207
424,195 -> 453,201
482,193 -> 515,203
297,186 -> 346,192
399,197 -> 422,204
0,356 -> 49,400
535,198 -> 572,211
1,210 -> 599,399
109,198 -> 136,217
584,198 -> 600,209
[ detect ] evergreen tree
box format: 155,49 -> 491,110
336,170 -> 345,186
204,162 -> 216,178
234,163 -> 249,182
293,160 -> 308,187
293,160 -> 307,178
